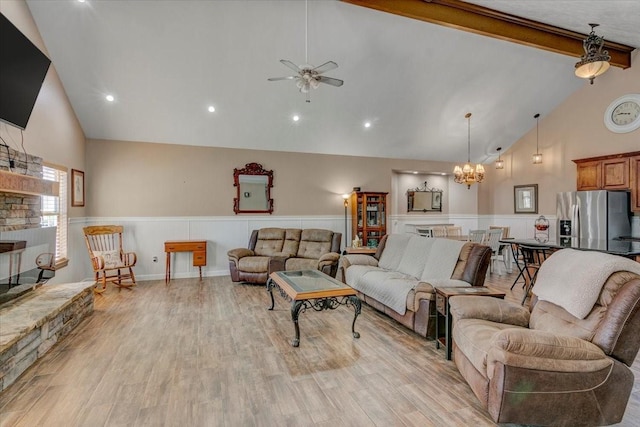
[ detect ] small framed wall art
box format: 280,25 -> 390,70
71,169 -> 85,207
514,184 -> 537,214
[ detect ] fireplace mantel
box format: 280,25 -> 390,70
0,170 -> 59,197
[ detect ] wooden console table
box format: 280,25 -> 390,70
164,240 -> 206,283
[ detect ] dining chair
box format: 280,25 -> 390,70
416,227 -> 432,237
485,229 -> 505,274
446,226 -> 462,239
432,226 -> 447,237
468,229 -> 486,243
489,225 -> 510,239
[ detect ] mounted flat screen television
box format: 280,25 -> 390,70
0,13 -> 51,130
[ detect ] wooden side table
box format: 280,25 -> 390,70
164,240 -> 207,283
435,286 -> 506,360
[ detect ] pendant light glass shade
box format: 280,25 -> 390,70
495,147 -> 504,169
532,113 -> 542,164
575,24 -> 611,85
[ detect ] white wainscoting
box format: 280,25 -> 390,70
60,216 -> 345,283
54,213 -> 557,285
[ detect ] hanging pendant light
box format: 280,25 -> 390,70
495,147 -> 504,169
454,113 -> 485,189
532,113 -> 542,164
575,23 -> 611,85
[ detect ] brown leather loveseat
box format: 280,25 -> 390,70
227,228 -> 342,284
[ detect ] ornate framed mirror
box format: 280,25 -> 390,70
407,181 -> 443,212
233,163 -> 274,214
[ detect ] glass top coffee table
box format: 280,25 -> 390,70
267,269 -> 361,347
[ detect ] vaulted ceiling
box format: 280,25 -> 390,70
26,0 -> 638,163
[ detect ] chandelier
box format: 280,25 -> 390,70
454,113 -> 485,189
575,23 -> 611,85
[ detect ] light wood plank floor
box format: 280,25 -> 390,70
1,269 -> 639,426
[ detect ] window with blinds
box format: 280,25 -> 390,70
42,165 -> 68,267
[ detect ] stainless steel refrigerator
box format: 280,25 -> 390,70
556,190 -> 631,243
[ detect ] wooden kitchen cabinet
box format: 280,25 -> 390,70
576,160 -> 602,190
574,151 -> 640,212
602,157 -> 630,189
631,155 -> 640,212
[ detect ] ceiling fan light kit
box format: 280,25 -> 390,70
267,0 -> 343,102
575,23 -> 611,85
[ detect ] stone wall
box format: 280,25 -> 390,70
0,146 -> 44,231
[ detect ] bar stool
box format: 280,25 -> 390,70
509,243 -> 527,290
519,245 -> 552,305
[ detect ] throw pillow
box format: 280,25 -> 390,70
93,250 -> 124,269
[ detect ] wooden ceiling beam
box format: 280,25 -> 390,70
341,0 -> 633,69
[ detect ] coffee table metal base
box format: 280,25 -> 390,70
267,278 -> 361,347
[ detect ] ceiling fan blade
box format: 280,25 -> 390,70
280,59 -> 302,72
317,76 -> 344,87
312,61 -> 338,74
268,76 -> 296,81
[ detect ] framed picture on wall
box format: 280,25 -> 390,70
71,169 -> 85,207
514,184 -> 537,214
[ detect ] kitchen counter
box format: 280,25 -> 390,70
501,238 -> 640,260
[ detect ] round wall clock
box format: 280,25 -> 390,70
604,94 -> 640,133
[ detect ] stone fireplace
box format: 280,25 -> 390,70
0,146 -> 93,393
0,146 -> 57,231
0,146 -> 58,302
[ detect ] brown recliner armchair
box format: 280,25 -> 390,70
449,248 -> 640,426
227,228 -> 341,284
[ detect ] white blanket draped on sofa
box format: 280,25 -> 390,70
348,236 -> 466,315
534,248 -> 640,319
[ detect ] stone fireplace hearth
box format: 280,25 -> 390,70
0,281 -> 95,391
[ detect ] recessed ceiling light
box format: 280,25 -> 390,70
105,94 -> 114,102
292,115 -> 300,122
208,105 -> 215,113
412,171 -> 418,174
364,121 -> 371,128
78,0 -> 86,3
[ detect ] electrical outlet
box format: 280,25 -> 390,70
152,256 -> 158,263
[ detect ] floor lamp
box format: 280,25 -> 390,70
342,194 -> 350,252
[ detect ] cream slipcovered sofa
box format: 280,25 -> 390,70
449,248 -> 640,426
228,228 -> 341,284
341,233 -> 491,338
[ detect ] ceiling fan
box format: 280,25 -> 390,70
268,0 -> 343,102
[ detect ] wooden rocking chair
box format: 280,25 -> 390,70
83,225 -> 137,293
